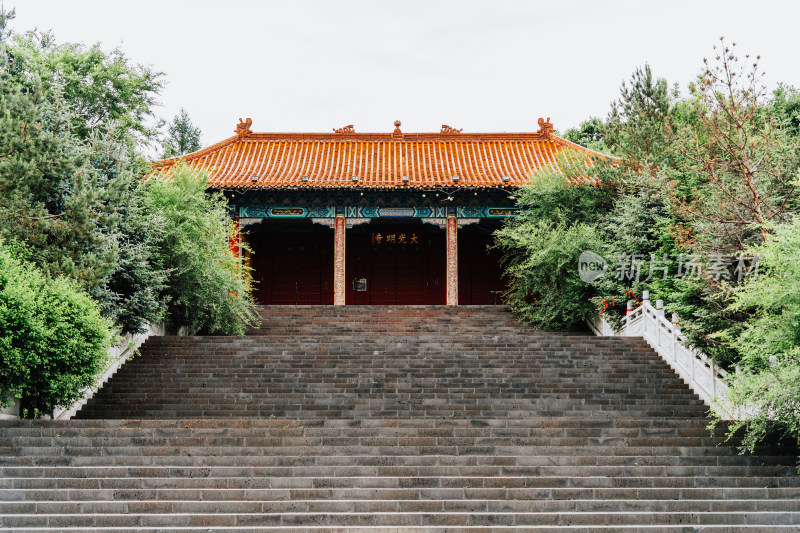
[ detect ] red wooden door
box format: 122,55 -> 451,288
458,227 -> 506,305
250,229 -> 333,305
296,253 -> 322,304
270,253 -> 299,304
346,233 -> 370,305
423,232 -> 445,304
370,252 -> 396,305
396,252 -> 423,304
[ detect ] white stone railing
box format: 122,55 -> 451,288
51,322 -> 165,420
587,295 -> 731,412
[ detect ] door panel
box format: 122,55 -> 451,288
395,252 -> 423,304
270,254 -> 299,304
250,222 -> 461,306
346,233 -> 370,305
250,227 -> 333,305
370,252 -> 396,305
458,228 -> 506,305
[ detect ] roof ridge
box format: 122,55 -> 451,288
550,134 -> 616,160
152,135 -> 239,170
147,129 -> 618,189
152,132 -> 615,166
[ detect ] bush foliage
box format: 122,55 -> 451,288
0,242 -> 113,418
709,217 -> 800,452
495,161 -> 612,329
144,165 -> 257,336
502,41 -> 800,452
0,10 -> 258,417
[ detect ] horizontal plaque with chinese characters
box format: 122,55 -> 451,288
370,232 -> 420,246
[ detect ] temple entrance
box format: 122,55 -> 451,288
247,220 -> 334,305
458,222 -> 506,304
346,220 -> 444,305
246,218 -> 506,306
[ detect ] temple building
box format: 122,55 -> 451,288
149,118 -> 600,306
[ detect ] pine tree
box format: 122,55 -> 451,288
605,64 -> 676,165
162,108 -> 202,158
0,20 -> 167,333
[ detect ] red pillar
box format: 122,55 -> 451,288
229,216 -> 240,257
446,216 -> 458,306
334,216 -> 346,306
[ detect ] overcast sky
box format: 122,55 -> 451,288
8,1 -> 800,148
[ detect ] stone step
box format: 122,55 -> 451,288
0,425 -> 731,440
2,510 -> 799,527
8,447 -> 792,468
4,526 -> 798,533
3,486 -> 799,502
3,306 -> 796,529
74,411 -> 711,420
2,498 -> 798,513
1,464 -> 795,487
0,417 -> 723,428
1,475 -> 797,492
2,452 -> 792,467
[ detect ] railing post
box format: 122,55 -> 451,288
642,291 -> 649,334
735,366 -> 742,419
711,361 -> 716,396
655,300 -> 664,348
625,301 -> 633,336
589,295 -> 738,415
671,313 -> 679,363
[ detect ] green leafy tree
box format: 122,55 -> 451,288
85,146 -> 167,333
0,18 -> 167,334
649,43 -> 800,367
162,108 -> 202,158
723,218 -> 800,371
144,164 -> 257,335
497,218 -> 604,329
562,117 -> 608,152
0,240 -> 113,418
0,6 -> 14,42
0,53 -> 115,287
605,64 -> 677,165
710,217 -> 800,453
771,84 -> 800,138
667,40 -> 799,251
590,178 -> 675,324
9,30 -> 164,147
495,155 -> 615,329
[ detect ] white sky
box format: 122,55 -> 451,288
8,0 -> 800,148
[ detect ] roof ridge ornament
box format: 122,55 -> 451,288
333,124 -> 355,134
537,117 -> 554,137
392,120 -> 403,139
236,118 -> 253,138
440,124 -> 462,135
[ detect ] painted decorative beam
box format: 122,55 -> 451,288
236,205 -> 519,219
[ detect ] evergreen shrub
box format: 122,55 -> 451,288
0,241 -> 113,418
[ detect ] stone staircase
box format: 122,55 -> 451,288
0,305 -> 798,531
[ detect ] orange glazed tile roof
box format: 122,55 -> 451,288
148,119 -> 610,189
